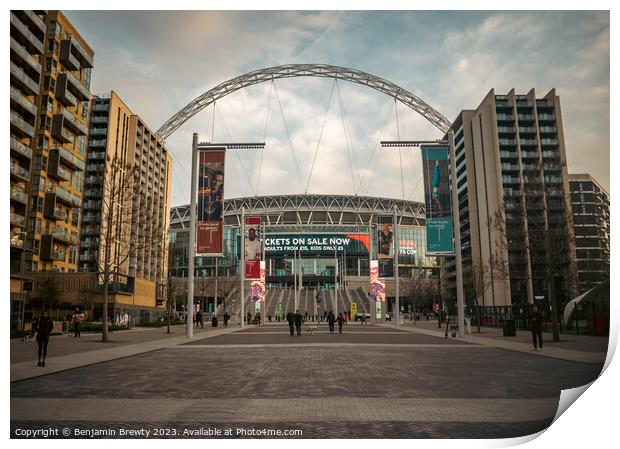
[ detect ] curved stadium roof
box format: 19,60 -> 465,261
170,194 -> 426,229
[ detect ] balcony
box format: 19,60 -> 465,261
92,103 -> 109,113
517,114 -> 535,121
10,212 -> 26,227
55,78 -> 77,108
62,108 -> 88,135
89,127 -> 108,136
540,138 -> 559,146
538,114 -> 556,121
497,126 -> 515,133
499,138 -> 516,146
10,112 -> 35,138
10,12 -> 44,54
81,226 -> 100,235
59,40 -> 80,71
10,61 -> 39,96
520,139 -> 538,146
520,151 -> 539,159
10,135 -> 33,160
87,151 -> 107,160
47,161 -> 71,182
40,235 -> 66,261
89,139 -> 107,149
10,234 -> 25,249
51,114 -> 75,143
10,86 -> 37,118
21,10 -> 45,33
496,113 -> 514,121
11,187 -> 28,205
61,37 -> 94,68
90,116 -> 109,124
10,163 -> 30,182
10,36 -> 42,74
59,71 -> 91,101
60,148 -> 86,171
56,187 -> 81,207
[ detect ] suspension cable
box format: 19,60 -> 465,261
355,100 -> 395,196
335,80 -> 360,194
305,78 -> 337,194
215,104 -> 257,197
272,81 -> 305,193
256,80 -> 274,196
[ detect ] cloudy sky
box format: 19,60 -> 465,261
64,10 -> 610,206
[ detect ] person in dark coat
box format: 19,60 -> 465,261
294,310 -> 303,336
327,311 -> 335,333
286,311 -> 295,336
34,310 -> 54,367
337,313 -> 345,334
223,312 -> 229,328
196,310 -> 203,328
530,305 -> 544,351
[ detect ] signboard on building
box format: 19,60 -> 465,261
250,261 -> 266,302
245,216 -> 261,279
264,233 -> 370,255
377,216 -> 394,277
420,146 -> 454,254
369,260 -> 385,302
196,148 -> 225,255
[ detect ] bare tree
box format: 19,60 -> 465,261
463,261 -> 494,333
488,195 -> 578,341
401,270 -> 436,319
98,154 -> 162,342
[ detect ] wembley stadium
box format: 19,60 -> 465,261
168,194 -> 438,321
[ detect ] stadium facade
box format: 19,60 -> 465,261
169,194 -> 439,319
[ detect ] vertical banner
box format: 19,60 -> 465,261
369,260 -> 386,302
244,216 -> 261,279
377,216 -> 394,277
351,302 -> 357,319
421,146 -> 454,254
250,260 -> 266,302
197,148 -> 225,255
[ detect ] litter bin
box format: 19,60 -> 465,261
502,319 -> 516,337
211,316 -> 218,327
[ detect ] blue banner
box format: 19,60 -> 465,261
421,146 -> 454,254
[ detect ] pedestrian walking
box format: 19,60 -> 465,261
294,310 -> 304,336
223,312 -> 229,328
530,305 -> 544,351
337,313 -> 344,334
286,311 -> 295,336
327,311 -> 335,333
71,307 -> 83,338
196,310 -> 203,328
360,314 -> 368,325
256,312 -> 262,326
247,312 -> 252,325
34,310 -> 54,367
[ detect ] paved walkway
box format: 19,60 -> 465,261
11,321 -> 605,438
10,324 -> 240,382
394,321 -> 607,364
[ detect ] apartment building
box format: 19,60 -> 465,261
568,174 -> 610,293
27,10 -> 94,276
445,88 -> 578,308
79,91 -> 172,318
10,10 -> 47,321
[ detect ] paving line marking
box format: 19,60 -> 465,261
383,325 -> 606,364
11,397 -> 559,423
177,343 -> 485,349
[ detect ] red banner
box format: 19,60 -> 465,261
197,148 -> 225,255
245,216 -> 261,279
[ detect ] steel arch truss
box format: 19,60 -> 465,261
156,64 -> 451,139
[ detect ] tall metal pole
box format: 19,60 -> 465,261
187,133 -> 198,338
241,207 -> 245,328
294,249 -> 298,311
214,257 -> 218,316
448,130 -> 465,338
334,248 -> 338,315
394,204 -> 400,327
